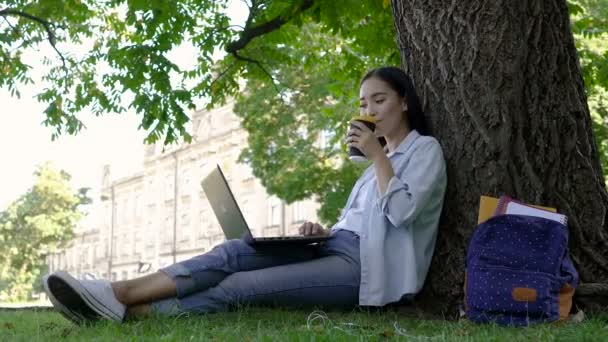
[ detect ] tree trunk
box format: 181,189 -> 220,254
391,0 -> 608,316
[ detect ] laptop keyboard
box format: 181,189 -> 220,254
258,235 -> 308,241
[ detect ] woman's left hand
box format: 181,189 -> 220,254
346,121 -> 384,161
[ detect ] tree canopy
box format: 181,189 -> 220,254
1,0 -> 607,224
0,163 -> 88,301
1,0 -> 392,144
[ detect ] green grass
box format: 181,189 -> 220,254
0,308 -> 607,341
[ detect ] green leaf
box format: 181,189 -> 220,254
567,1 -> 585,16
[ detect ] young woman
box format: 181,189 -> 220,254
43,66 -> 447,324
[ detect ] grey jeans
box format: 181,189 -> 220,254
152,229 -> 361,315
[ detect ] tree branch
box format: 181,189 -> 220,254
225,0 -> 314,54
232,51 -> 281,95
209,63 -> 238,91
240,0 -> 258,35
1,16 -> 29,54
0,8 -> 67,72
2,15 -> 17,30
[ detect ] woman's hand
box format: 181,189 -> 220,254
298,221 -> 329,236
347,121 -> 384,162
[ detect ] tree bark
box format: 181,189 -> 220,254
391,0 -> 608,316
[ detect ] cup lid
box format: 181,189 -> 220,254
352,115 -> 376,124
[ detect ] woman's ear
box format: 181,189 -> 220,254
402,99 -> 408,112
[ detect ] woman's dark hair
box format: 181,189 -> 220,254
361,66 -> 430,136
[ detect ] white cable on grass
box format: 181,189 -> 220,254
305,310 -> 359,336
393,321 -> 444,340
306,310 -> 445,340
306,310 -> 330,330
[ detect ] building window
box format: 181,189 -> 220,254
267,196 -> 282,227
179,228 -> 190,243
163,215 -> 173,245
197,209 -> 207,240
132,231 -> 140,255
146,179 -> 156,204
221,160 -> 233,181
120,233 -> 129,257
291,201 -> 307,223
134,194 -> 142,218
241,162 -> 254,181
88,246 -> 94,266
165,172 -> 174,200
181,212 -> 191,227
94,244 -> 101,260
121,198 -> 129,224
146,204 -> 156,220
181,168 -> 192,197
242,178 -> 255,195
82,247 -> 89,266
135,239 -> 143,257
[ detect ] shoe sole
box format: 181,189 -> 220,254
42,275 -> 84,324
43,274 -> 99,324
48,271 -> 124,322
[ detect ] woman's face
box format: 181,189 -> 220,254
359,77 -> 407,137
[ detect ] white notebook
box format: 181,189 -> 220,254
505,202 -> 568,225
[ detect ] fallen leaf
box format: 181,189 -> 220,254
3,322 -> 14,330
381,330 -> 394,338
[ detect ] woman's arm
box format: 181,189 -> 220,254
376,140 -> 446,228
372,153 -> 395,195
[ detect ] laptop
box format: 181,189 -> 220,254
201,165 -> 332,245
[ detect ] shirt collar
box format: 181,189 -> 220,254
387,130 -> 420,158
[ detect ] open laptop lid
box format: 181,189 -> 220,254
202,164 -> 332,245
201,165 -> 253,241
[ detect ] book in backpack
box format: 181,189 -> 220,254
464,210 -> 579,326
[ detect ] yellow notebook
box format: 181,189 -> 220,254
478,195 -> 557,224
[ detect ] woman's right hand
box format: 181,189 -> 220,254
298,221 -> 329,236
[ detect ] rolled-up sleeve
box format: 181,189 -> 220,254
376,140 -> 445,228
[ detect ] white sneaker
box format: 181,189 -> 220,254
42,273 -> 100,324
46,271 -> 126,323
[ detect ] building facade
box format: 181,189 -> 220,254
47,101 -> 320,281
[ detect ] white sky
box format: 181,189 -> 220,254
0,1 -> 248,210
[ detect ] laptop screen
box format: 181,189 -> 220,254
201,165 -> 253,240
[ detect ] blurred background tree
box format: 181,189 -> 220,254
571,1 -> 608,179
0,163 -> 89,301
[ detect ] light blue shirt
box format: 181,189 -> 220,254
331,174 -> 374,235
333,130 -> 447,306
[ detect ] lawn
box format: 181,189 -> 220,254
1,307 -> 607,341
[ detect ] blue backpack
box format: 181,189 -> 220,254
464,215 -> 579,326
